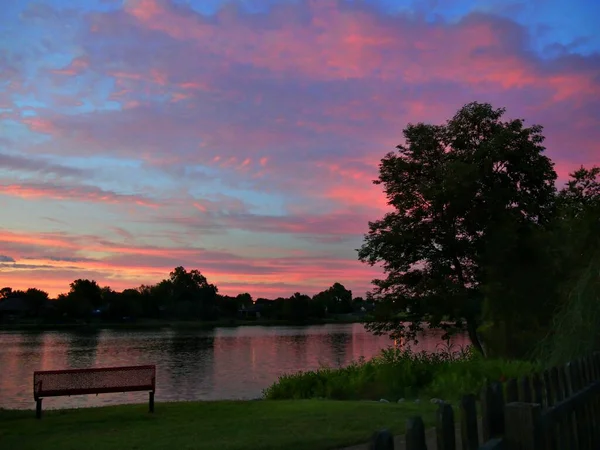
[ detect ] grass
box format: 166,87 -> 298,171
264,345 -> 539,402
0,400 -> 437,450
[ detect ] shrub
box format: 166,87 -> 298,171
263,344 -> 538,401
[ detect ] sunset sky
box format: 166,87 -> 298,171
1,0 -> 599,299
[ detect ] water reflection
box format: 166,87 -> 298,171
66,330 -> 100,368
0,323 -> 468,410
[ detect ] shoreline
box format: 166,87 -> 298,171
0,316 -> 368,332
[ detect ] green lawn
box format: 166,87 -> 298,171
0,400 -> 437,450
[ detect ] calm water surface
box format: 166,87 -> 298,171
0,323 -> 468,410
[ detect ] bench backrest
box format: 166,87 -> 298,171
33,365 -> 156,399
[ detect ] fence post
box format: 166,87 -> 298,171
369,430 -> 394,450
581,358 -> 595,448
459,394 -> 478,450
482,382 -> 505,442
531,373 -> 544,406
506,378 -> 519,403
406,416 -> 427,450
504,402 -> 542,450
519,376 -> 532,403
436,403 -> 455,450
542,370 -> 552,408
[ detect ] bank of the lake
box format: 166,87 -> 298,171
0,400 -> 438,450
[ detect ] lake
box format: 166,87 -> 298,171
0,323 -> 469,410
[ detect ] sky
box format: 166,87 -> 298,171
0,0 -> 599,299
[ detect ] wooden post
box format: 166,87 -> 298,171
459,394 -> 478,450
436,403 -> 455,450
481,384 -> 493,442
580,359 -> 594,448
405,416 -> 427,450
35,398 -> 42,419
519,376 -> 532,403
568,362 -> 587,448
506,378 -> 519,403
149,391 -> 155,413
491,382 -> 506,435
542,370 -> 553,408
531,373 -> 544,406
482,382 -> 505,441
546,369 -> 560,450
504,402 -> 542,450
369,430 -> 394,450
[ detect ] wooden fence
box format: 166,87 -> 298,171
369,352 -> 600,450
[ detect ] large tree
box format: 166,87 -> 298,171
358,102 -> 557,354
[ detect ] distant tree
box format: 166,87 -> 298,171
358,102 -> 557,354
217,294 -> 238,318
313,283 -> 353,314
69,279 -> 103,310
281,292 -> 311,321
255,298 -> 275,318
236,293 -> 253,309
55,292 -> 92,319
111,289 -> 143,319
24,288 -> 49,317
560,166 -> 600,212
168,266 -> 218,319
0,287 -> 12,300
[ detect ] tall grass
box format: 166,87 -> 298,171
263,343 -> 538,402
538,250 -> 600,366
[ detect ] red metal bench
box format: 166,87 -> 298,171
33,365 -> 156,418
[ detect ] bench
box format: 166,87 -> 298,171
33,365 -> 156,419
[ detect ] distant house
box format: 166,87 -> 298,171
0,296 -> 30,322
237,304 -> 263,319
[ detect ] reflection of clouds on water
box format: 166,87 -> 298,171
0,324 -> 467,409
163,330 -> 215,402
327,333 -> 351,368
66,330 -> 100,368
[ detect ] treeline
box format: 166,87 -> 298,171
0,268 -> 373,323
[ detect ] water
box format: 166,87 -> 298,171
0,323 -> 469,410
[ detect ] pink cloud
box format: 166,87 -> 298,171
3,0 -> 599,301
51,56 -> 90,76
0,182 -> 160,208
0,228 -> 381,298
121,0 -> 598,105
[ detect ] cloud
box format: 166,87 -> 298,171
0,255 -> 16,263
0,182 -> 160,207
0,228 -> 381,297
1,0 -> 599,299
0,153 -> 85,178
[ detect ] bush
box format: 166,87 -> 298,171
263,344 -> 538,401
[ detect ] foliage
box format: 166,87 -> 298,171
0,400 -> 437,450
263,345 -> 538,401
359,102 -> 558,354
313,283 -> 353,314
536,166 -> 600,364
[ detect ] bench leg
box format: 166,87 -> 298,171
36,398 -> 42,419
149,391 -> 155,413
